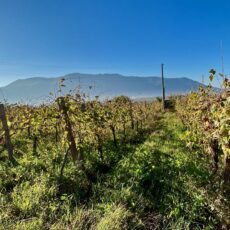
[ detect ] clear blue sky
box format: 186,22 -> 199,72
0,0 -> 229,86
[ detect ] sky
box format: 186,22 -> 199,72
0,0 -> 229,87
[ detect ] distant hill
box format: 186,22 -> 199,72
0,73 -> 205,104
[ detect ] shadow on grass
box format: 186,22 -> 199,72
96,114 -> 223,228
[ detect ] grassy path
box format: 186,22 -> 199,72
94,113 -> 229,229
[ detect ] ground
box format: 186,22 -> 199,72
0,113 -> 229,229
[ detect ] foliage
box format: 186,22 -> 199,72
176,70 -> 230,184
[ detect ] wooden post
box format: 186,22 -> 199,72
32,135 -> 38,155
55,119 -> 59,143
110,124 -> 117,147
224,155 -> 230,185
57,97 -> 79,162
60,150 -> 69,179
161,64 -> 166,111
0,104 -> 14,161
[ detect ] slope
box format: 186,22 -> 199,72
0,73 -> 204,103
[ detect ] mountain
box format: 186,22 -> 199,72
0,73 -> 204,104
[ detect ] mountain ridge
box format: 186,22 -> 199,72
0,73 -> 204,104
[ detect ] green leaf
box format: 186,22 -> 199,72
209,69 -> 216,75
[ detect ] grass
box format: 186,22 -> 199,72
0,112 -> 229,229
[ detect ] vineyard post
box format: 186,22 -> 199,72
0,104 -> 14,161
110,124 -> 117,147
210,138 -> 220,174
161,63 -> 166,111
57,97 -> 79,162
60,149 -> 69,179
33,135 -> 38,155
27,126 -> 31,138
55,118 -> 59,144
224,156 -> 230,185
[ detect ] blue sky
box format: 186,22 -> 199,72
0,0 -> 229,86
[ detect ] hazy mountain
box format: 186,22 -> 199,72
0,73 -> 204,104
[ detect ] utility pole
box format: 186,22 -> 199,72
220,40 -> 225,76
161,63 -> 165,111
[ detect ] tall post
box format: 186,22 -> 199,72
161,63 -> 165,111
220,40 -> 225,76
57,97 -> 80,162
0,104 -> 14,161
